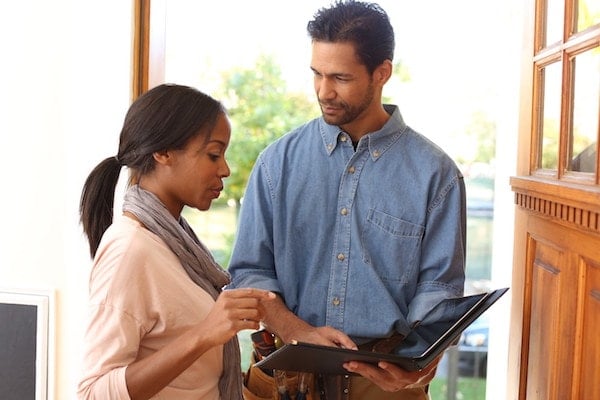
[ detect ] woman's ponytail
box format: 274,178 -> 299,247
79,156 -> 122,257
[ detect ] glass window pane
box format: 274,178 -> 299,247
545,0 -> 565,46
577,0 -> 600,33
569,49 -> 599,173
540,62 -> 562,170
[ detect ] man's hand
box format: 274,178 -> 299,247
261,295 -> 357,350
291,325 -> 358,350
342,355 -> 440,392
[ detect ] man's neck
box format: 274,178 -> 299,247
341,104 -> 391,143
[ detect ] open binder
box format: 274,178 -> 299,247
255,287 -> 509,375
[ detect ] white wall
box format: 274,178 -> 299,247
0,1 -> 133,398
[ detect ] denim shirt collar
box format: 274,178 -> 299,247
319,104 -> 407,161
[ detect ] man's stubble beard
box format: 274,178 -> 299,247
319,83 -> 375,127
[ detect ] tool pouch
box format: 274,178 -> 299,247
243,352 -> 315,399
243,329 -> 315,400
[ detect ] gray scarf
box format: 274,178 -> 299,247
122,184 -> 242,399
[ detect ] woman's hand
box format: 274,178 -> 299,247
201,288 -> 276,347
124,288 -> 275,399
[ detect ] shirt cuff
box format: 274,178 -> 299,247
407,288 -> 460,325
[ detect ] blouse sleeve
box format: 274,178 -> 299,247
77,302 -> 142,400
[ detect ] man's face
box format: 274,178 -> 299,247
310,41 -> 376,131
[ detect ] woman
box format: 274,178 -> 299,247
78,83 -> 273,400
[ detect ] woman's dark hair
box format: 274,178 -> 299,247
79,83 -> 225,257
307,0 -> 395,74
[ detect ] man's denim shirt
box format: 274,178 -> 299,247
228,105 -> 466,343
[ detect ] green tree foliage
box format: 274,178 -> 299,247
541,118 -> 594,170
217,54 -> 319,203
392,60 -> 411,83
577,1 -> 600,33
383,60 -> 411,104
454,111 -> 497,165
468,111 -> 497,164
541,118 -> 559,169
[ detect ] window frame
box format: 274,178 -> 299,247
530,0 -> 600,184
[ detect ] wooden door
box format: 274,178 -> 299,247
509,0 -> 600,399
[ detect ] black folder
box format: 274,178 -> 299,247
254,287 -> 509,375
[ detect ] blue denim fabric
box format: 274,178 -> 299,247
228,105 -> 466,344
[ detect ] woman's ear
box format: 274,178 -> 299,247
152,150 -> 172,166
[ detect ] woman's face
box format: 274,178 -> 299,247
157,112 -> 231,217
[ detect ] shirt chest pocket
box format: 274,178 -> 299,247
360,209 -> 424,283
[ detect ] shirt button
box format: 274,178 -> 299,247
340,208 -> 348,215
327,144 -> 333,150
332,297 -> 340,306
340,136 -> 347,142
373,150 -> 381,158
337,253 -> 345,261
348,166 -> 355,174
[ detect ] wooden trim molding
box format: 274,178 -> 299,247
132,0 -> 150,100
511,176 -> 600,234
131,0 -> 166,101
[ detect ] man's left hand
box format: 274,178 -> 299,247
342,356 -> 439,392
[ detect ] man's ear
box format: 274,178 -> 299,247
375,60 -> 393,86
152,150 -> 172,166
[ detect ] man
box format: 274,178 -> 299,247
228,1 -> 466,398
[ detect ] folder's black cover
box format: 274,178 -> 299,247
254,287 -> 509,375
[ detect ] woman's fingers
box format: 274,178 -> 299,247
225,288 -> 277,300
215,288 -> 276,322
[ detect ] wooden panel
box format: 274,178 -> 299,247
525,241 -> 561,400
579,260 -> 600,400
524,237 -> 578,400
513,209 -> 600,400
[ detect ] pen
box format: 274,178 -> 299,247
296,372 -> 309,400
271,335 -> 292,399
274,369 -> 291,400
